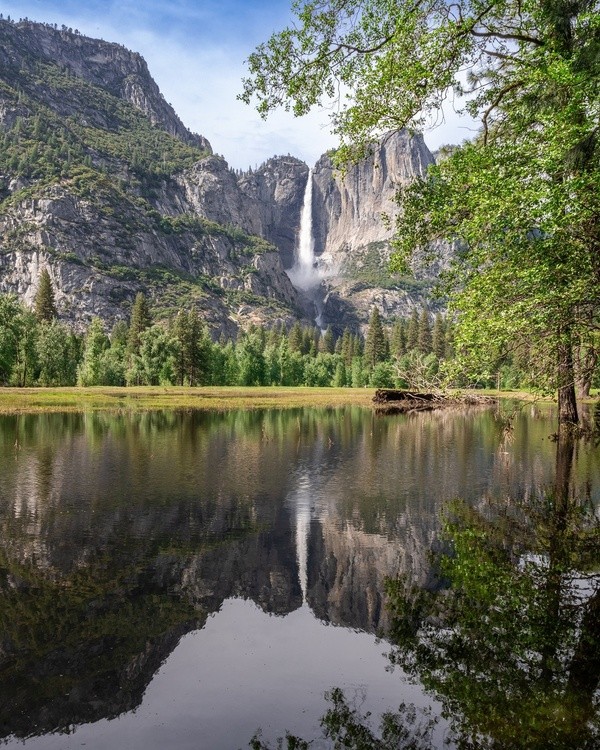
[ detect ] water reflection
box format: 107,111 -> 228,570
0,406 -> 598,747
383,430 -> 600,749
256,430 -> 600,749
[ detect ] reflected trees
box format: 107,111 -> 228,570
387,430 -> 600,749
253,430 -> 599,749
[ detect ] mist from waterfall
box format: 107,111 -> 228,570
287,169 -> 321,291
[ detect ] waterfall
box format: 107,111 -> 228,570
289,475 -> 312,603
288,169 -> 320,291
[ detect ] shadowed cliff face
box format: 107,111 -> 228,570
176,155 -> 310,271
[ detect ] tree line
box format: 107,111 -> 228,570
4,271 -> 595,392
0,273 -> 461,389
241,0 -> 600,426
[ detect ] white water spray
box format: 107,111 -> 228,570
288,169 -> 321,291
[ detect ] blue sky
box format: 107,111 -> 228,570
0,1 -> 476,169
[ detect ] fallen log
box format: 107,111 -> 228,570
373,389 -> 444,403
373,389 -> 497,414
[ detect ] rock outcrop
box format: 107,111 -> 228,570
313,131 -> 433,259
0,19 -> 309,332
0,19 -> 211,151
175,154 -> 309,269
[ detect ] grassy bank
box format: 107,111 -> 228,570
0,386 -> 379,414
0,386 -> 590,415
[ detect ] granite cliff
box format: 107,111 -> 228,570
0,18 -> 440,335
0,19 -> 309,334
311,130 -> 442,331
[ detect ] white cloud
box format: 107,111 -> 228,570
122,30 -> 338,169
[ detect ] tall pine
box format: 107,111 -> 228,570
432,313 -> 446,360
364,307 -> 387,369
406,309 -> 419,351
390,319 -> 406,359
417,310 -> 432,354
34,268 -> 57,322
127,292 -> 151,356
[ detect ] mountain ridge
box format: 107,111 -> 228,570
0,17 -> 439,335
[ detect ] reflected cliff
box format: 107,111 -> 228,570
0,405 -> 599,742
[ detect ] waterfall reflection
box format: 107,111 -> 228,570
254,429 -> 600,749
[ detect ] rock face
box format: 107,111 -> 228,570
0,19 -> 442,334
0,181 -> 304,335
312,131 -> 442,332
175,154 -> 309,269
0,19 -> 309,332
313,131 -> 433,259
0,19 -> 211,152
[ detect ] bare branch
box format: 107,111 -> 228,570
470,28 -> 543,46
482,80 -> 524,145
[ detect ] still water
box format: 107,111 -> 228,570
0,405 -> 598,749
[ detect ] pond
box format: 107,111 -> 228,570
0,404 -> 598,749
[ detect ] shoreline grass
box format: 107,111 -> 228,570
0,386 -> 379,414
0,386 -> 594,415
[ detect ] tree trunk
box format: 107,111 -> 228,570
557,335 -> 579,425
568,589 -> 600,703
540,430 -> 574,685
575,346 -> 597,400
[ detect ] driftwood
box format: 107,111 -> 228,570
373,389 -> 444,403
373,389 -> 497,414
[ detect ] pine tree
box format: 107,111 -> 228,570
267,321 -> 283,348
323,326 -> 335,354
34,268 -> 57,322
288,321 -> 303,353
302,327 -> 313,356
364,307 -> 387,369
172,308 -> 211,386
340,328 -> 353,365
406,309 -> 419,351
354,332 -> 364,358
432,313 -> 446,360
173,310 -> 191,386
127,292 -> 151,355
417,310 -> 432,354
390,319 -> 406,359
